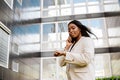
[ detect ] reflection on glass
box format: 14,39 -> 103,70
90,19 -> 103,28
88,5 -> 100,13
108,27 -> 120,37
42,42 -> 60,51
57,58 -> 67,80
43,23 -> 56,41
57,0 -> 71,7
12,61 -> 19,72
109,38 -> 120,47
119,0 -> 120,6
41,57 -> 67,80
94,39 -> 108,48
42,11 -> 48,17
62,41 -> 66,48
42,58 -> 57,80
12,24 -> 40,44
111,53 -> 120,76
22,7 -> 40,11
89,19 -> 104,38
73,0 -> 86,4
74,7 -> 86,14
21,11 -> 40,20
104,4 -> 119,12
22,0 -> 40,8
43,0 -> 55,8
60,8 -> 71,16
95,54 -> 112,78
58,22 -> 68,32
41,41 -> 66,51
57,32 -> 68,41
104,0 -> 118,3
88,0 -> 99,2
80,20 -> 88,26
58,22 -> 68,40
19,58 -> 40,79
88,0 -> 100,4
19,43 -> 40,52
43,10 -> 57,17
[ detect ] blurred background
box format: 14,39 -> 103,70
0,0 -> 120,80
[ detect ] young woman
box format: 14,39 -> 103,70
54,20 -> 97,80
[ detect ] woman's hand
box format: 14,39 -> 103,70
54,50 -> 66,57
64,36 -> 73,51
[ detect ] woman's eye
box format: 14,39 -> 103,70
72,27 -> 75,29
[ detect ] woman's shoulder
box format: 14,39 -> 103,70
81,36 -> 93,41
81,37 -> 94,47
80,36 -> 94,43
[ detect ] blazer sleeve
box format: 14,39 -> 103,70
63,38 -> 94,67
58,56 -> 66,67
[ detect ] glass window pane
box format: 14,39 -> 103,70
43,23 -> 56,41
106,16 -> 120,37
22,7 -> 40,12
95,54 -> 112,78
58,22 -> 68,32
42,42 -> 60,51
41,57 -> 67,80
22,0 -> 40,8
43,10 -> 57,17
88,0 -> 99,1
19,43 -> 40,53
89,19 -> 104,38
88,0 -> 100,4
104,4 -> 119,12
58,22 -> 68,40
21,11 -> 40,20
12,24 -> 40,44
43,0 -> 55,8
119,0 -> 120,6
88,5 -> 100,13
42,35 -> 66,51
94,39 -> 108,48
111,53 -> 120,76
57,32 -> 68,41
57,0 -> 71,7
60,8 -> 71,16
42,58 -> 57,80
74,7 -> 87,14
104,0 -> 118,3
108,27 -> 120,37
109,38 -> 120,47
62,41 -> 66,49
42,11 -> 48,17
73,0 -> 86,5
79,20 -> 88,26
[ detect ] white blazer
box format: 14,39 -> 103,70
59,37 -> 95,80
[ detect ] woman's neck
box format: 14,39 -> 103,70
74,35 -> 82,43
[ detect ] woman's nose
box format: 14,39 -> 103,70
70,29 -> 74,33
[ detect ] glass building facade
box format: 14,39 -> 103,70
0,0 -> 120,80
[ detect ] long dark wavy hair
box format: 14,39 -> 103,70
68,20 -> 97,39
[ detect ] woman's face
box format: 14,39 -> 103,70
68,23 -> 81,38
